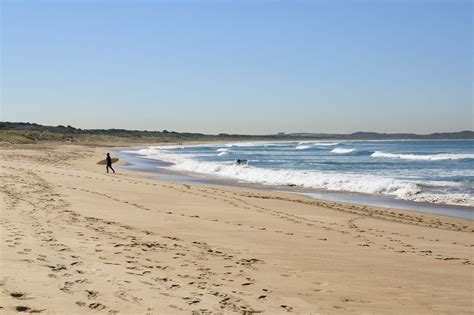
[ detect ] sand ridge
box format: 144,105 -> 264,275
0,144 -> 473,314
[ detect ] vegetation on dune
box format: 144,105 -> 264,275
0,122 -> 472,144
0,123 -> 287,145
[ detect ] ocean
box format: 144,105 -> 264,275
123,140 -> 473,212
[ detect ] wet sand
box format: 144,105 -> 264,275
1,144 -> 473,314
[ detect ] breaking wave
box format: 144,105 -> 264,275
216,148 -> 230,156
295,142 -> 341,150
127,147 -> 474,207
295,144 -> 312,150
331,148 -> 356,154
372,151 -> 474,161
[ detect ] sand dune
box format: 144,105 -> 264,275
0,144 -> 473,314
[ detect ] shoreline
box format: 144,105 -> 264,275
114,147 -> 474,221
1,143 -> 473,314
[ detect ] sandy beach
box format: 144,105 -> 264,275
1,143 -> 473,314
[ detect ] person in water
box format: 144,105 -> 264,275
106,153 -> 115,174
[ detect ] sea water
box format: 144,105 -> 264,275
124,140 -> 474,208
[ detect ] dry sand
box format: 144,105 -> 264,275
1,144 -> 473,314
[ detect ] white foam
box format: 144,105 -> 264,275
296,141 -> 341,149
295,144 -> 312,150
331,148 -> 356,154
372,151 -> 474,161
125,147 -> 198,163
128,147 -> 474,207
299,141 -> 339,146
216,148 -> 230,156
225,142 -> 265,148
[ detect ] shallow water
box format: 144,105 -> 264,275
123,140 -> 474,207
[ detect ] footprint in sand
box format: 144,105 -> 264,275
88,303 -> 106,310
14,306 -> 31,312
10,292 -> 27,300
85,290 -> 99,299
281,304 -> 294,311
14,305 -> 45,313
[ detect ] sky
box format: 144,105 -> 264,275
1,0 -> 472,134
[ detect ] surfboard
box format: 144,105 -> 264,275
97,158 -> 119,165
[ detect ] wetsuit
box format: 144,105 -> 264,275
106,155 -> 115,173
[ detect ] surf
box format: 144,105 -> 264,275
124,140 -> 474,207
371,151 -> 474,161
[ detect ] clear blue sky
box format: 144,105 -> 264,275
1,0 -> 472,134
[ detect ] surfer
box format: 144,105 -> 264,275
106,153 -> 115,174
236,159 -> 247,165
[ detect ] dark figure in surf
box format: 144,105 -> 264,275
106,153 -> 115,174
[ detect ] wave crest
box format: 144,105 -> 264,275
331,148 -> 356,154
296,142 -> 341,150
295,144 -> 312,150
372,151 -> 474,161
